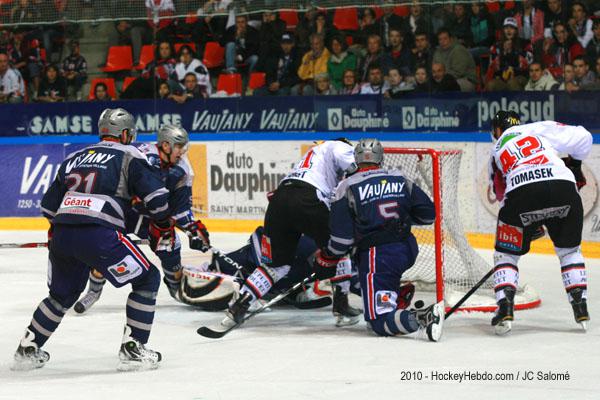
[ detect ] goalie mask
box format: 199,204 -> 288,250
354,138 -> 384,166
180,265 -> 239,311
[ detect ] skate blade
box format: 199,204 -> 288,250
10,358 -> 46,371
427,301 -> 445,342
117,360 -> 160,372
494,320 -> 512,335
578,320 -> 588,332
334,314 -> 360,327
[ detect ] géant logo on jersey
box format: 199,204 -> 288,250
64,151 -> 116,173
478,95 -> 554,128
358,180 -> 405,201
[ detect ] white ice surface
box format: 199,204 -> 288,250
0,231 -> 599,400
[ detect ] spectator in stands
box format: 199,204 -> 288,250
405,1 -> 431,46
312,12 -> 337,49
255,33 -> 301,96
358,34 -> 384,83
122,41 -> 177,100
568,2 -> 593,48
572,55 -> 597,89
486,36 -> 529,91
543,0 -> 569,39
338,69 -> 361,95
92,82 -> 112,102
385,67 -> 415,98
187,0 -> 231,48
258,11 -> 287,64
514,0 -> 545,46
222,15 -> 259,73
432,29 -> 477,91
430,61 -> 460,92
173,44 -> 211,95
0,52 -> 25,103
413,66 -> 430,92
169,72 -> 207,103
327,35 -> 357,90
356,9 -> 381,48
36,64 -> 66,103
468,2 -> 494,62
145,0 -> 176,42
412,30 -> 432,73
360,63 -> 389,94
432,3 -> 455,36
61,40 -> 87,101
586,19 -> 600,66
558,63 -> 576,91
157,81 -> 171,99
380,0 -> 407,48
450,3 -> 472,47
524,61 -> 559,90
382,29 -> 412,76
315,73 -> 336,95
7,29 -> 41,97
540,22 -> 585,79
295,33 -> 330,96
10,0 -> 40,33
295,5 -> 318,55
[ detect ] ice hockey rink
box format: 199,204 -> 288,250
1,230 -> 598,400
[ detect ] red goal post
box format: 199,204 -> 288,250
383,147 -> 541,313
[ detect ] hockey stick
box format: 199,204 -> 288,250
444,267 -> 494,319
197,273 -> 317,339
0,239 -> 150,249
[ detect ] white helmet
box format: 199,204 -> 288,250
354,138 -> 384,165
157,124 -> 189,149
98,108 -> 136,144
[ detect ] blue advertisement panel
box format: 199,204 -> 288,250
0,92 -> 599,136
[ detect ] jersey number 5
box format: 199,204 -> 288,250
66,172 -> 97,193
499,136 -> 545,173
378,201 -> 400,219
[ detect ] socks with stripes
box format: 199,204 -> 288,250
27,297 -> 66,348
125,291 -> 156,344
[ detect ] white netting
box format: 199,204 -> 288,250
384,148 -> 540,311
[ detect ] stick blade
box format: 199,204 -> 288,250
196,326 -> 230,339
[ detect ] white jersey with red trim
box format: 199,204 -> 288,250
491,121 -> 593,194
283,140 -> 356,202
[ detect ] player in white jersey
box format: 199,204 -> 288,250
489,111 -> 593,334
223,139 -> 359,326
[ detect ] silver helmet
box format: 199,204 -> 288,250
354,138 -> 384,165
98,108 -> 136,143
157,124 -> 189,149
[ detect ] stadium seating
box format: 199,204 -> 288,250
203,42 -> 225,68
279,10 -> 299,30
216,73 -> 243,95
333,8 -> 359,31
89,78 -> 117,100
136,45 -> 156,70
121,76 -> 136,92
249,72 -> 266,90
101,46 -> 133,72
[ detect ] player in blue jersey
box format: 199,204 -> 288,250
73,124 -> 210,313
316,138 -> 445,341
11,108 -> 175,371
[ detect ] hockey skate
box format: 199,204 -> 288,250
333,286 -> 362,326
11,329 -> 50,371
226,291 -> 253,324
492,287 -> 516,335
117,327 -> 161,372
286,281 -> 332,309
414,300 -> 445,342
74,288 -> 102,314
570,287 -> 589,331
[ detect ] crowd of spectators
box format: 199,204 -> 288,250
2,1 -> 600,103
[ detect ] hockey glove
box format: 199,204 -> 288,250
562,156 -> 586,190
149,218 -> 175,252
187,220 -> 210,252
314,249 -> 341,280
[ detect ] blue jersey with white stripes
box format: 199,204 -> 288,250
41,140 -> 170,231
131,143 -> 195,229
327,167 -> 435,256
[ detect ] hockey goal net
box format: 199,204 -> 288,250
384,148 -> 541,312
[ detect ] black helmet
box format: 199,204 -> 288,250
491,110 -> 521,134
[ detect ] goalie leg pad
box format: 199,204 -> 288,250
180,268 -> 239,311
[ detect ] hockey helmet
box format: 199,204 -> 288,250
491,110 -> 521,136
354,138 -> 384,165
98,108 -> 136,144
157,124 -> 189,150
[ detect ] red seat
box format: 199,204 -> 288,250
279,10 -> 299,30
394,5 -> 410,17
203,41 -> 225,68
174,42 -> 196,54
333,8 -> 359,31
216,73 -> 242,95
249,72 -> 266,90
136,44 -> 155,70
89,78 -> 117,100
101,46 -> 133,72
185,12 -> 198,25
121,76 -> 137,92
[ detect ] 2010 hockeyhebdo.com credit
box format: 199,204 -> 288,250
396,370 -> 570,383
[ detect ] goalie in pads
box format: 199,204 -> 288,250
489,111 -> 593,334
